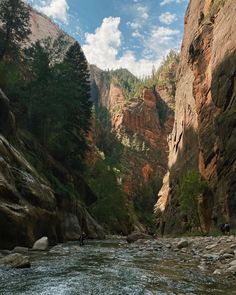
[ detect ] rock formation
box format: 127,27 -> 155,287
90,66 -> 174,229
155,0 -> 236,233
0,103 -> 105,249
0,9 -> 105,248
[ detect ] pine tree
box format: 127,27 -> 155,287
56,41 -> 92,168
0,0 -> 31,60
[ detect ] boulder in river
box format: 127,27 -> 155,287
226,265 -> 236,275
0,253 -> 30,268
177,240 -> 189,249
12,247 -> 29,254
126,232 -> 153,243
32,237 -> 48,251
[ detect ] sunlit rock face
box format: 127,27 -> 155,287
90,66 -> 174,225
30,10 -> 61,43
155,0 -> 236,234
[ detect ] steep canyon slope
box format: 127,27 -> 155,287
0,8 -> 105,249
90,66 -> 175,230
155,0 -> 236,234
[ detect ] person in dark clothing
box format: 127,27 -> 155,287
79,232 -> 86,246
224,223 -> 230,235
220,223 -> 231,235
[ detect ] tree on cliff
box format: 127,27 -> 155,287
52,41 -> 92,168
179,170 -> 211,234
0,0 -> 31,60
21,40 -> 92,170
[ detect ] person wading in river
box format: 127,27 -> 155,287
79,232 -> 86,246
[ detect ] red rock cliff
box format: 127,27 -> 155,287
155,0 -> 236,233
90,66 -> 174,224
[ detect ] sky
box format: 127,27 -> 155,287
27,0 -> 189,77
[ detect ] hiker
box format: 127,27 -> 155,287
79,232 -> 86,246
220,223 -> 230,235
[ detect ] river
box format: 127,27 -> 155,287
0,238 -> 235,295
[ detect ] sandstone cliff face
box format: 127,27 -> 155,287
90,67 -> 174,229
155,0 -> 236,233
29,9 -> 74,45
0,89 -> 105,249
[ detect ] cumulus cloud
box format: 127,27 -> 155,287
127,21 -> 141,30
159,12 -> 177,25
82,18 -> 181,77
34,0 -> 69,23
143,26 -> 180,61
149,26 -> 180,45
160,0 -> 173,6
82,17 -> 121,70
160,0 -> 187,6
136,5 -> 149,20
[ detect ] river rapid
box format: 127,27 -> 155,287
0,238 -> 235,295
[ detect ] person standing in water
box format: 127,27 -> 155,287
79,232 -> 86,246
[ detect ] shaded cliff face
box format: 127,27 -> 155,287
90,66 -> 174,229
155,0 -> 236,233
0,88 -> 105,249
0,10 -> 106,248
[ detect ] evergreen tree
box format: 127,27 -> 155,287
52,41 -> 92,168
0,0 -> 31,60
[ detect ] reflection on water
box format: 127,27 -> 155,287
0,239 -> 235,295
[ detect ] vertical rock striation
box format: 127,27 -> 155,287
155,0 -> 236,233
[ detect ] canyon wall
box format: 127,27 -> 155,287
0,8 -> 106,249
155,0 -> 236,233
0,87 -> 105,249
90,66 -> 174,230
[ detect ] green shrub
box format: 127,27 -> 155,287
85,160 -> 130,233
179,170 -> 211,233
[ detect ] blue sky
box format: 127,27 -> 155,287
27,0 -> 189,77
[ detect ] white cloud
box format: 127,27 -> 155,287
82,17 -> 162,77
160,0 -> 187,6
144,26 -> 180,59
34,0 -> 69,23
159,12 -> 177,25
127,21 -> 141,30
82,17 -> 122,70
136,5 -> 149,19
150,26 -> 179,45
160,0 -> 173,6
132,30 -> 143,38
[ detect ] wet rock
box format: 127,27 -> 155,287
49,245 -> 70,255
12,247 -> 29,254
220,254 -> 234,260
126,232 -> 153,243
202,254 -> 219,261
32,237 -> 48,251
0,253 -> 30,268
206,243 -> 217,250
0,250 -> 11,256
220,248 -> 235,255
230,244 -> 236,249
226,265 -> 236,275
229,260 -> 236,267
213,269 -> 222,275
177,240 -> 189,249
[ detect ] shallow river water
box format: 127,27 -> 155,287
0,238 -> 235,295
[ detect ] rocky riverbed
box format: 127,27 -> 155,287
0,236 -> 236,294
